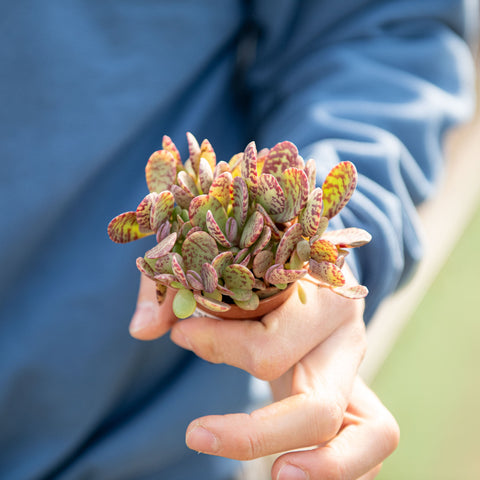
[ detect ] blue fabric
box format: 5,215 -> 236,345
0,1 -> 476,479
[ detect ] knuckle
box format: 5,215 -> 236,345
309,392 -> 344,442
247,337 -> 290,381
320,447 -> 348,480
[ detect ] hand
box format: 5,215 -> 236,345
129,272 -> 399,479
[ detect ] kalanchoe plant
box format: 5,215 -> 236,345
108,133 -> 371,319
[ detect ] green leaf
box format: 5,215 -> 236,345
194,293 -> 231,313
251,226 -> 272,256
234,292 -> 260,311
296,239 -> 311,262
136,257 -> 156,280
145,149 -> 176,193
171,254 -> 188,288
201,263 -> 218,293
262,141 -> 299,178
252,250 -> 274,278
212,251 -> 234,277
273,168 -> 309,223
189,195 -> 226,231
206,210 -> 231,247
186,270 -> 204,291
256,204 -> 281,239
241,141 -> 258,199
150,191 -> 175,232
297,282 -> 307,304
181,230 -> 219,273
232,177 -> 249,228
108,211 -> 153,243
257,174 -> 286,215
173,289 -> 197,319
239,211 -> 264,248
322,161 -> 357,219
136,192 -> 158,233
145,232 -> 178,259
275,223 -> 303,265
299,187 -> 323,237
223,264 -> 254,291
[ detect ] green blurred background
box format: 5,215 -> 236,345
373,204 -> 480,480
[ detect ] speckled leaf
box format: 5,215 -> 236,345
251,226 -> 272,255
145,232 -> 177,259
322,227 -> 372,248
256,204 -> 281,239
209,172 -> 232,209
189,195 -> 226,230
231,288 -> 253,302
228,152 -> 243,172
310,238 -> 338,264
254,279 -> 267,290
322,161 -> 357,219
232,176 -> 249,227
275,223 -> 303,265
173,289 -> 197,319
296,239 -> 311,262
136,193 -> 158,233
217,284 -> 235,297
206,210 -> 231,247
155,253 -> 176,274
233,248 -> 250,265
262,141 -> 299,178
265,265 -> 307,285
238,253 -> 251,267
145,149 -> 176,193
257,174 -> 286,215
299,187 -> 323,237
253,250 -> 274,278
225,217 -> 238,244
242,141 -> 258,198
199,138 -> 216,171
336,255 -> 346,269
156,221 -> 171,243
214,161 -> 231,179
185,226 -> 202,238
150,191 -> 175,231
201,263 -> 218,293
273,168 -> 309,222
289,250 -> 304,270
186,132 -> 201,174
171,254 -> 188,288
177,170 -> 198,196
223,264 -> 254,291
316,217 -> 329,237
108,211 -> 153,243
186,270 -> 204,291
162,135 -> 182,168
194,293 -> 231,313
240,211 -> 264,248
333,284 -> 369,299
304,158 -> 317,193
170,184 -> 193,209
212,251 -> 234,277
136,257 -> 156,280
234,292 -> 259,310
198,157 -> 214,194
154,273 -> 177,287
181,231 -> 218,272
309,259 -> 345,287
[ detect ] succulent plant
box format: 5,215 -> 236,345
108,133 -> 371,318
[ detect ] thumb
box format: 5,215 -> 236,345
129,274 -> 177,340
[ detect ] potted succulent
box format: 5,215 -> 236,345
108,133 -> 371,319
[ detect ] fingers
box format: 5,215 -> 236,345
129,274 -> 177,340
184,320 -> 366,460
170,277 -> 365,381
271,378 -> 400,480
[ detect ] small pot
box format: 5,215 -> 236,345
196,283 -> 296,320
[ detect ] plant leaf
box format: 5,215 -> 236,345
199,138 -> 217,171
304,158 -> 317,193
206,210 -> 231,247
252,250 -> 274,278
309,259 -> 345,287
333,284 -> 369,299
150,191 -> 175,232
153,273 -> 177,287
240,211 -> 264,248
310,238 -> 338,264
194,293 -> 231,312
299,187 -> 323,237
223,264 -> 254,291
181,230 -> 219,273
173,289 -> 197,319
322,227 -> 372,248
256,204 -> 281,239
162,135 -> 182,168
145,232 -> 177,259
136,193 -> 158,233
214,161 -> 231,179
322,161 -> 357,219
145,149 -> 176,193
155,253 -> 176,274
225,217 -> 238,244
257,174 -> 286,215
201,263 -> 218,293
265,265 -> 307,284
189,194 -> 226,231
212,251 -> 234,277
171,254 -> 188,288
262,141 -> 299,178
136,257 -> 156,280
208,172 -> 232,209
273,168 -> 309,223
275,223 -> 303,265
232,176 -> 249,228
234,292 -> 260,311
296,239 -> 311,262
198,157 -> 214,194
186,132 -> 201,175
186,270 -> 204,291
177,170 -> 198,196
170,184 -> 193,209
251,226 -> 272,256
108,211 -> 153,243
242,141 -> 258,199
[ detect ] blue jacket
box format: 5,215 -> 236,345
0,1 -> 476,478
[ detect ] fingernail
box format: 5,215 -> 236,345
129,301 -> 156,335
186,425 -> 220,453
277,463 -> 308,480
170,325 -> 193,350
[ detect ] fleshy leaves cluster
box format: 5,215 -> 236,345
108,133 -> 371,318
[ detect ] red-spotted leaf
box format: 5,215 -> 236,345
273,168 -> 309,223
299,187 -> 323,237
186,270 -> 204,291
322,227 -> 372,248
225,217 -> 238,244
309,259 -> 345,287
171,254 -> 188,288
238,253 -> 251,267
136,193 -> 158,233
257,174 -> 286,215
251,226 -> 272,255
145,232 -> 177,259
201,263 -> 218,293
256,204 -> 281,239
228,152 -> 243,171
170,184 -> 193,209
316,216 -> 329,237
322,161 -> 357,219
214,161 -> 231,179
265,266 -> 307,284
240,211 -> 264,248
223,264 -> 254,291
177,170 -> 198,196
217,284 -> 235,297
194,293 -> 231,312
304,158 -> 317,193
154,273 -> 177,287
275,223 -> 303,265
136,257 -> 156,280
145,149 -> 176,193
155,253 -> 176,274
198,157 -> 213,194
234,292 -> 259,310
333,284 -> 369,299
181,231 -> 219,273
232,176 -> 249,228
189,195 -> 226,230
262,141 -> 299,178
209,172 -> 232,209
253,250 -> 274,278
186,132 -> 201,174
242,141 -> 258,199
185,225 -> 202,238
162,135 -> 182,168
310,238 -> 338,264
108,211 -> 153,243
206,210 -> 231,247
199,138 -> 217,171
212,251 -> 234,277
233,248 -> 250,265
156,221 -> 171,243
150,191 -> 175,232
296,239 -> 311,262
230,288 -> 253,302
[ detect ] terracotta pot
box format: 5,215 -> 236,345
196,283 -> 296,320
